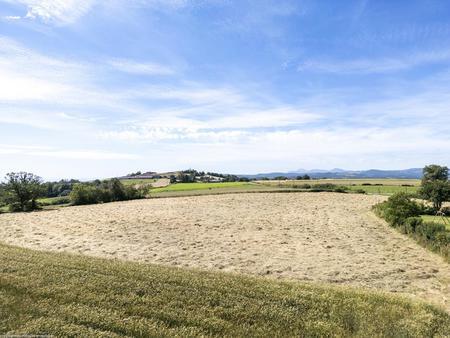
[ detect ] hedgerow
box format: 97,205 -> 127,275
373,192 -> 450,261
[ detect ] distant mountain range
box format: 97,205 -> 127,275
240,168 -> 423,179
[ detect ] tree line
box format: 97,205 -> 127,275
1,165 -> 449,213
0,172 -> 146,212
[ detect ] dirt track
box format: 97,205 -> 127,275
1,192 -> 449,311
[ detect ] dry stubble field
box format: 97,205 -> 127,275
0,192 -> 449,312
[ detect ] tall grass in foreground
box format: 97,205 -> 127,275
0,244 -> 449,337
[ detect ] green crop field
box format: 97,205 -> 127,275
150,182 -> 254,193
260,179 -> 420,195
1,243 -> 449,337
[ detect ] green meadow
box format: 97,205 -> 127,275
150,181 -> 254,193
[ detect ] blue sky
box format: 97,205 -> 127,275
0,0 -> 450,179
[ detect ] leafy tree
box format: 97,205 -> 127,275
107,178 -> 127,201
420,165 -> 450,210
177,172 -> 195,183
3,172 -> 43,212
422,165 -> 448,181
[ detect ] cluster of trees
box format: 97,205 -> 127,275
267,175 -> 311,181
178,170 -> 250,183
69,179 -> 146,205
127,171 -> 142,177
0,172 -> 148,212
42,179 -> 80,198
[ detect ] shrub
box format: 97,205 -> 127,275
416,222 -> 446,241
334,187 -> 348,193
373,192 -> 421,227
402,217 -> 423,234
435,231 -> 450,247
361,183 -> 372,186
124,185 -> 147,200
8,200 -> 38,212
355,189 -> 366,194
69,184 -> 101,205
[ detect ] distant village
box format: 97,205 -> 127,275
119,170 -> 244,183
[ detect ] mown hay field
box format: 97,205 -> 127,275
1,192 -> 449,314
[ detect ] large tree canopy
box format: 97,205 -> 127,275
420,165 -> 450,211
3,172 -> 43,212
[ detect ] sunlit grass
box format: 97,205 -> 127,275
1,243 -> 449,337
150,182 -> 253,193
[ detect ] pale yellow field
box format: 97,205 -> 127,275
0,192 -> 449,312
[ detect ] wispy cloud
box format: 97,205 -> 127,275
0,0 -> 220,25
3,15 -> 21,20
108,59 -> 175,76
298,49 -> 450,74
2,0 -> 96,24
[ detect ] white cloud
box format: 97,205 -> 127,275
0,0 -> 210,25
98,106 -> 321,143
108,59 -> 175,76
3,15 -> 21,20
2,0 -> 95,24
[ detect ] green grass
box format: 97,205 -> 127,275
260,179 -> 420,195
150,182 -> 254,193
1,243 -> 449,337
120,178 -> 156,186
309,179 -> 420,186
421,215 -> 450,229
38,196 -> 71,206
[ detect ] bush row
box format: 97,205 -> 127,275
284,183 -> 355,193
69,179 -> 147,206
373,192 -> 450,260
